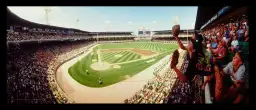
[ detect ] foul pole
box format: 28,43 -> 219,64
97,32 -> 102,64
44,8 -> 52,25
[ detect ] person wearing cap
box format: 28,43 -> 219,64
170,25 -> 213,82
202,52 -> 248,103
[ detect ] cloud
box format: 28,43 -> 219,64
105,20 -> 111,24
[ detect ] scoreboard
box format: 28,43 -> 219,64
138,31 -> 143,35
138,28 -> 151,36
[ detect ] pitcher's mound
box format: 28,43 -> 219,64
113,65 -> 121,68
90,62 -> 110,71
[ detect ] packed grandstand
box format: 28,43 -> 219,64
7,6 -> 248,104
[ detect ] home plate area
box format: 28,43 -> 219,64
90,62 -> 110,71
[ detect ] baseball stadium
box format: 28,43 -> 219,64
7,6 -> 249,104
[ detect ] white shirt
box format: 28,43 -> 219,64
223,62 -> 247,83
231,40 -> 238,48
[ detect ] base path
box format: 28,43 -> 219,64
55,46 -> 165,103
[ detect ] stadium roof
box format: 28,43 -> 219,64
90,32 -> 133,34
153,29 -> 194,33
198,6 -> 247,31
6,8 -> 89,33
194,6 -> 224,30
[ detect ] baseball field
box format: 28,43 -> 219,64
68,42 -> 179,87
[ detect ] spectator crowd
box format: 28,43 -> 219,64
167,49 -> 204,104
7,31 -> 91,42
200,14 -> 249,104
126,13 -> 249,104
124,50 -> 200,104
7,29 -> 136,42
6,12 -> 248,104
7,39 -> 96,104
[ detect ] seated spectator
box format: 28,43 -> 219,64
244,30 -> 249,42
211,38 -> 218,49
229,36 -> 239,52
223,27 -> 230,43
239,32 -> 249,61
209,40 -> 228,66
217,33 -> 223,42
237,26 -> 245,42
240,15 -> 248,29
203,52 -> 248,104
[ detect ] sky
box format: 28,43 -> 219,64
8,6 -> 198,34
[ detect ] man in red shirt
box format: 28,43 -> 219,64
209,40 -> 228,66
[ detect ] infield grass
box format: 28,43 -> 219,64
68,42 -> 178,87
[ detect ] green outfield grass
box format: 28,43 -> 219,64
68,42 -> 178,87
101,51 -> 141,63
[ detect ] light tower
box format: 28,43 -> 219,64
76,19 -> 79,29
151,21 -> 156,38
105,20 -> 110,32
187,23 -> 194,44
173,16 -> 179,40
44,7 -> 52,25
